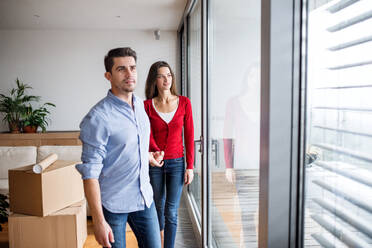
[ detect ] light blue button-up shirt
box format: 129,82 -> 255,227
76,90 -> 153,213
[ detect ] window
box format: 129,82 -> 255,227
303,0 -> 372,247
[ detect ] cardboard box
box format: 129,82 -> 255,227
9,200 -> 87,248
9,160 -> 84,216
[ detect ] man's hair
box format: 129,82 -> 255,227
145,61 -> 178,99
104,47 -> 137,73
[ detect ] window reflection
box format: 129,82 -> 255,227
209,1 -> 261,247
222,63 -> 260,246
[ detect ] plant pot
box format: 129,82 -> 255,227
8,122 -> 21,134
23,125 -> 38,133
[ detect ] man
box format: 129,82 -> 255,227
76,47 -> 163,248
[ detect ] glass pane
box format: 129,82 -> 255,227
188,0 -> 202,222
180,27 -> 186,95
209,0 -> 261,247
303,0 -> 372,247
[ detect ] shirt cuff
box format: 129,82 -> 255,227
75,163 -> 103,179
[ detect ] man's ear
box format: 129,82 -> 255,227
104,71 -> 112,81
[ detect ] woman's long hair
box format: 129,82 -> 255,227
145,61 -> 178,99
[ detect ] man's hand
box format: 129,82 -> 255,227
149,151 -> 164,167
83,179 -> 114,247
93,219 -> 115,248
184,169 -> 194,185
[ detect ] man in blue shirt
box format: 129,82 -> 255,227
76,47 -> 163,248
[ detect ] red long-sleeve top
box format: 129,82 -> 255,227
144,96 -> 195,169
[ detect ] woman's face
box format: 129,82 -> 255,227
156,66 -> 172,92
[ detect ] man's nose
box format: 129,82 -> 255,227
125,68 -> 133,77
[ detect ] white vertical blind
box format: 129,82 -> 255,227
304,0 -> 372,247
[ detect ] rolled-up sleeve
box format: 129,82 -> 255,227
76,110 -> 109,180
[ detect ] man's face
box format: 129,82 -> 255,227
105,56 -> 137,94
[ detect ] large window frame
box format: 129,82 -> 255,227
260,0 -> 304,247
178,0 -> 305,247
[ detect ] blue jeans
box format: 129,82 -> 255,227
102,203 -> 161,248
149,157 -> 185,248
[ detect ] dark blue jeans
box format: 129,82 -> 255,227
102,203 -> 161,248
149,157 -> 185,248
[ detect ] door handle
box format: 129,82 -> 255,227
193,139 -> 202,171
194,138 -> 203,154
211,139 -> 219,167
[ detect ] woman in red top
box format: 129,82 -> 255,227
144,61 -> 194,248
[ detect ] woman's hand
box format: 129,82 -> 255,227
154,151 -> 164,163
149,151 -> 164,167
184,169 -> 194,185
225,168 -> 236,184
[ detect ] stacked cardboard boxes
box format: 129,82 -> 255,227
8,160 -> 86,248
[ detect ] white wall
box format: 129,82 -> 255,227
0,29 -> 178,132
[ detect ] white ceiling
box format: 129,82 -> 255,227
0,0 -> 187,31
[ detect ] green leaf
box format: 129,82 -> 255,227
0,78 -> 55,132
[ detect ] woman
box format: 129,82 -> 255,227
144,61 -> 194,248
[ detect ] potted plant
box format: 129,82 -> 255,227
22,103 -> 56,133
0,194 -> 9,232
0,78 -> 39,133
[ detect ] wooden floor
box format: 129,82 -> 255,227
0,219 -> 138,248
210,170 -> 259,248
0,197 -> 198,248
83,219 -> 137,248
0,172 -> 260,248
83,197 -> 198,248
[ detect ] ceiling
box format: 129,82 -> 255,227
0,0 -> 187,31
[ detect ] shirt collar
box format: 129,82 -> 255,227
107,90 -> 138,108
